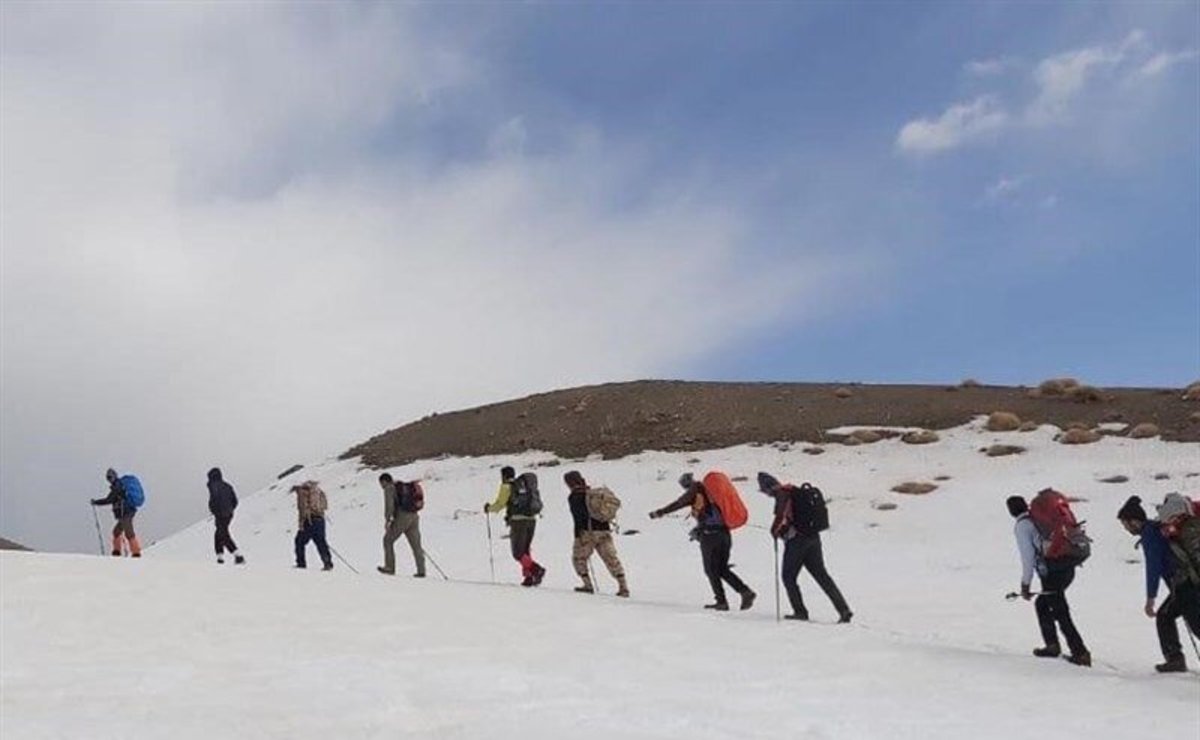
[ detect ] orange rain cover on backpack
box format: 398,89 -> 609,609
702,471 -> 749,530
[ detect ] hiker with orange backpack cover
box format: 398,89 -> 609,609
1007,491 -> 1092,667
649,472 -> 756,612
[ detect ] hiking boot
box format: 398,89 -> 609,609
531,564 -> 546,586
1032,644 -> 1062,659
132,552 -> 141,558
294,564 -> 306,569
413,572 -> 426,578
234,555 -> 246,565
785,612 -> 810,621
574,584 -> 595,594
1155,654 -> 1187,673
376,566 -> 395,575
740,591 -> 757,611
616,587 -> 630,598
111,550 -> 121,557
838,611 -> 854,624
704,602 -> 730,611
217,557 -> 225,565
521,575 -> 534,587
1065,652 -> 1092,668
321,563 -> 334,572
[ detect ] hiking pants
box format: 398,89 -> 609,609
781,534 -> 850,618
1036,567 -> 1087,655
699,528 -> 751,604
111,513 -> 141,556
1157,581 -> 1200,660
509,519 -> 536,561
214,513 -> 238,556
295,517 -> 332,568
383,512 -> 425,575
572,531 -> 624,582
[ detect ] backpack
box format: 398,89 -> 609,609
1028,488 -> 1091,567
585,485 -> 622,523
120,475 -> 145,509
701,471 -> 748,530
508,472 -> 543,516
1158,493 -> 1200,587
789,483 -> 829,535
396,481 -> 425,513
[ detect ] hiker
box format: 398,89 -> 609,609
1007,493 -> 1091,666
649,473 -> 756,611
90,468 -> 143,557
1118,495 -> 1200,673
564,470 -> 629,597
292,481 -> 333,571
758,473 -> 852,623
377,473 -> 426,578
207,468 -> 244,565
484,466 -> 546,586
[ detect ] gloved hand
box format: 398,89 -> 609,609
1020,584 -> 1033,601
483,502 -> 490,513
687,527 -> 700,542
90,499 -> 101,506
649,510 -> 661,520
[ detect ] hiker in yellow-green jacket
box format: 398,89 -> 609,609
484,466 -> 545,587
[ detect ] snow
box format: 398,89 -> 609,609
4,417 -> 1199,738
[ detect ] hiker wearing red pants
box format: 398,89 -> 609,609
91,468 -> 143,557
484,466 -> 546,587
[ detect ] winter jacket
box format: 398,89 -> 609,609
654,484 -> 724,530
1141,521 -> 1175,600
207,468 -> 238,517
486,482 -> 535,522
92,479 -> 131,518
1014,514 -> 1045,586
569,489 -> 609,537
294,482 -> 328,524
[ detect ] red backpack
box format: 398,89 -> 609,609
701,472 -> 748,530
1028,488 -> 1091,566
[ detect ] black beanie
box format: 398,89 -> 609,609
678,472 -> 695,490
1117,496 -> 1147,522
1006,496 -> 1028,517
500,466 -> 515,481
757,472 -> 781,493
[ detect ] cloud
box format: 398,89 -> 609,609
1139,49 -> 1200,77
981,175 -> 1027,204
896,96 -> 1009,155
963,57 -> 1018,77
1025,30 -> 1145,124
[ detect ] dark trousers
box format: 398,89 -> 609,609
699,528 -> 751,604
781,534 -> 850,618
509,519 -> 537,561
1157,581 -> 1200,659
214,513 -> 238,555
1036,567 -> 1087,655
294,517 -> 332,568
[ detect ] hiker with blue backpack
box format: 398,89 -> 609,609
90,468 -> 144,557
1006,491 -> 1091,667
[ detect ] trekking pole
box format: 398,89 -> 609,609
329,545 -> 359,574
422,547 -> 450,581
485,513 -> 496,584
773,536 -> 781,622
90,505 -> 105,555
1004,591 -> 1057,600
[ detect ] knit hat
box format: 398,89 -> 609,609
563,470 -> 586,490
1117,496 -> 1147,522
678,472 -> 695,490
757,472 -> 781,494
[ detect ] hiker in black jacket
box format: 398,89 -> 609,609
91,468 -> 142,557
758,472 -> 852,623
207,468 -> 244,565
565,471 -> 628,597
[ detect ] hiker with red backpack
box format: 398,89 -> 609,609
564,471 -> 629,597
90,468 -> 144,557
1006,491 -> 1092,667
649,472 -> 756,612
1117,494 -> 1200,673
758,473 -> 852,623
484,466 -> 546,587
377,473 -> 426,578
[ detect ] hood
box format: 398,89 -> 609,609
207,468 -> 223,483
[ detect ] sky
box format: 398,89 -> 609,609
1,1 -> 1197,553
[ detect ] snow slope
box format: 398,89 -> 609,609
4,418 -> 1199,738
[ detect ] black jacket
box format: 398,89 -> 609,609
207,468 -> 238,517
568,490 -> 609,537
92,479 -> 129,518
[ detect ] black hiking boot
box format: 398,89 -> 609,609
531,564 -> 546,586
413,572 -> 426,578
1065,652 -> 1092,668
521,575 -> 534,587
234,555 -> 246,565
217,557 -> 225,565
322,563 -> 334,572
111,550 -> 121,557
1155,654 -> 1187,673
574,584 -> 595,594
838,611 -> 854,624
740,591 -> 757,611
1033,644 -> 1061,659
376,566 -> 394,575
704,602 -> 730,611
785,612 -> 809,621
132,552 -> 141,558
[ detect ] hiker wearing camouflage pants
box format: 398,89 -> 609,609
565,470 -> 629,597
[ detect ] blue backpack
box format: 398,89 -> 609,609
121,475 -> 145,509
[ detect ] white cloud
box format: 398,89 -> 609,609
1139,49 -> 1199,77
982,175 -> 1027,204
1024,31 -> 1145,124
896,96 -> 1009,155
964,57 -> 1018,77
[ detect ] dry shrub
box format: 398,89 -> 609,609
1067,385 -> 1103,403
1099,475 -> 1129,484
873,502 -> 899,511
834,387 -> 853,399
934,475 -> 952,481
1059,428 -> 1101,445
985,411 -> 1022,432
1038,377 -> 1080,396
851,429 -> 883,444
1154,473 -> 1171,481
1184,382 -> 1200,401
985,444 -> 1026,457
902,429 -> 940,445
960,378 -> 982,388
1018,421 -> 1039,432
1129,423 -> 1160,439
891,481 -> 938,495
802,447 -> 826,455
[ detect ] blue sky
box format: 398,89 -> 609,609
2,1 -> 1197,551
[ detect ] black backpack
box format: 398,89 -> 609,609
790,483 -> 829,535
507,472 -> 543,516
